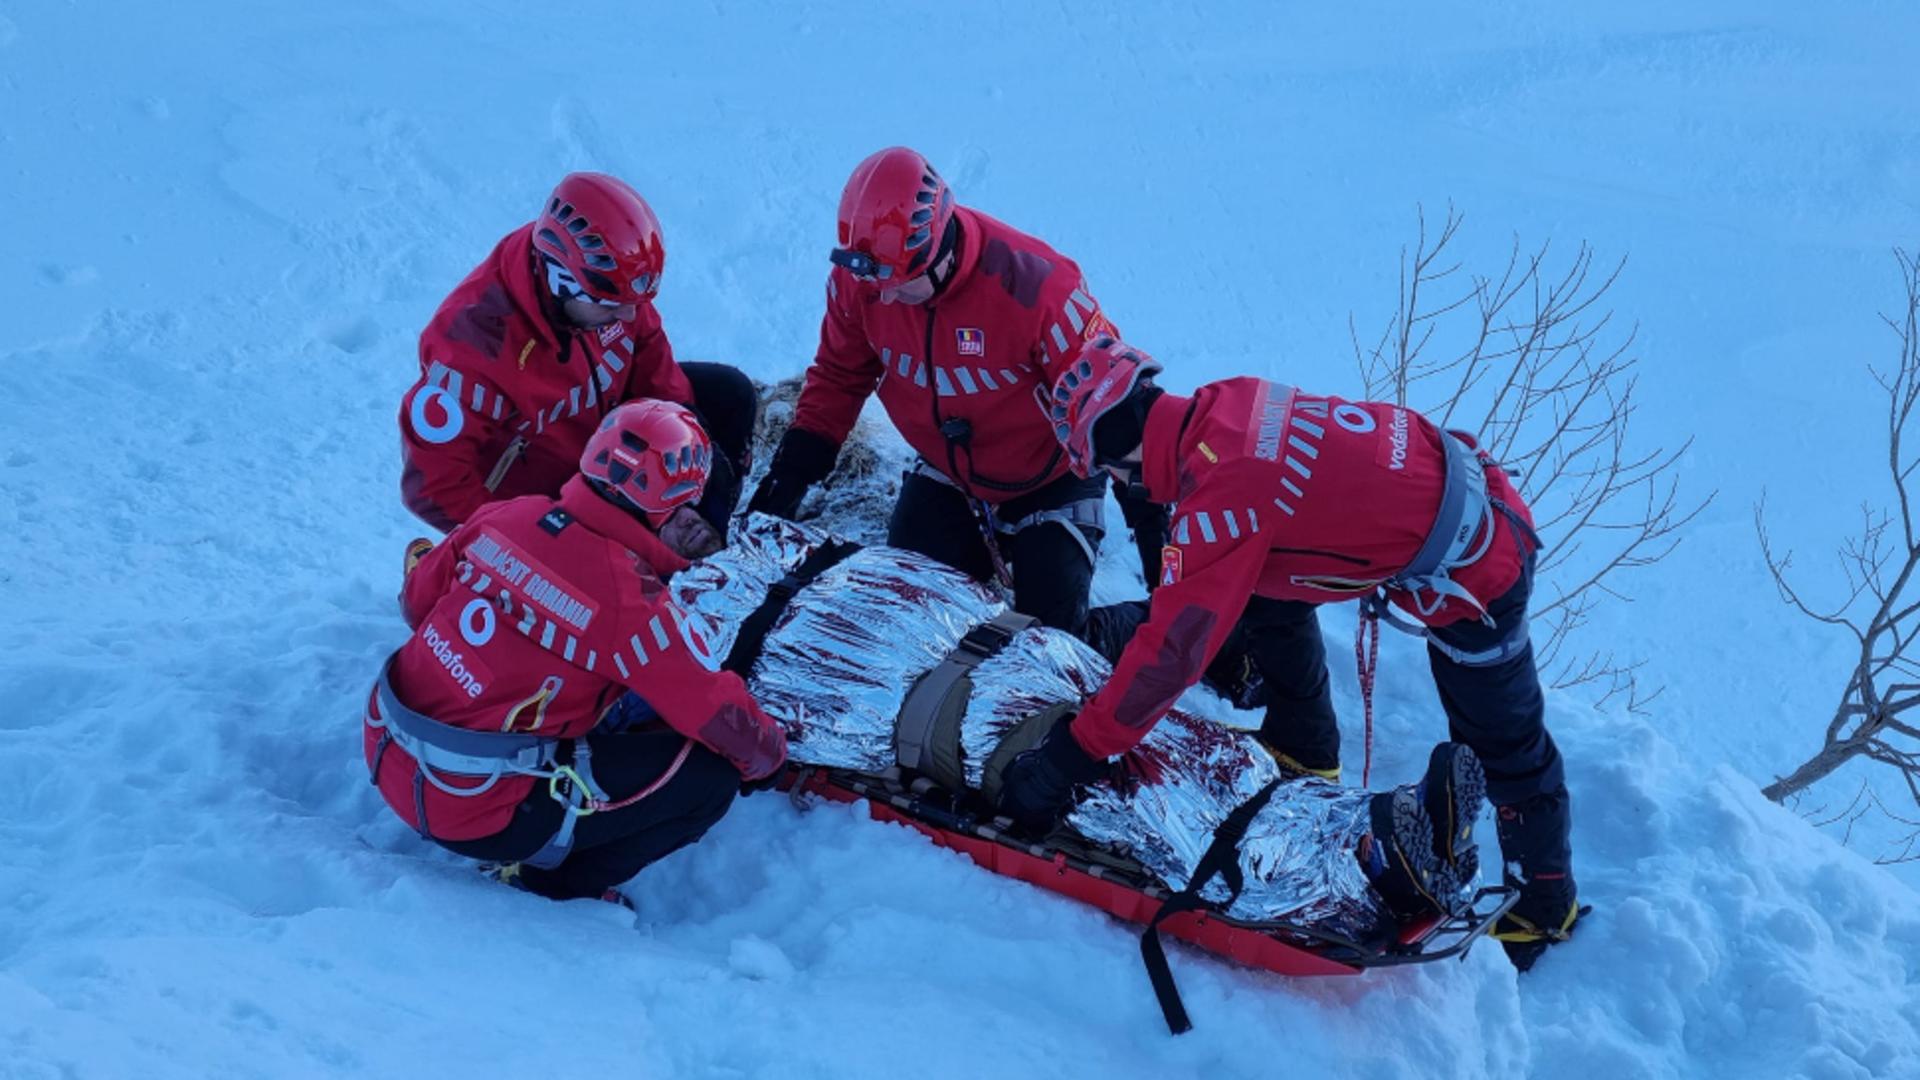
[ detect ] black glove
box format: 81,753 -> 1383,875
746,427 -> 840,521
996,715 -> 1109,833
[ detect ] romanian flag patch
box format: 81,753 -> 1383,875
1160,545 -> 1183,587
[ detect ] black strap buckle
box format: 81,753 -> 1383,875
957,619 -> 1018,659
766,573 -> 804,605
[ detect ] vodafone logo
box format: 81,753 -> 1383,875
409,383 -> 464,445
668,603 -> 720,672
421,621 -> 488,698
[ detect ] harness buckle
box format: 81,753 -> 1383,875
548,764 -> 599,815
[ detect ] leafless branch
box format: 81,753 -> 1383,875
1354,204 -> 1712,712
1762,248 -> 1920,852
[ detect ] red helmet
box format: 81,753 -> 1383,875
532,173 -> 665,305
1044,336 -> 1164,478
580,400 -> 713,525
830,147 -> 955,281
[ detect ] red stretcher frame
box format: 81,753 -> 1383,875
781,766 -> 1516,980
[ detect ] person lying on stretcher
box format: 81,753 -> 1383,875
670,514 -> 1489,937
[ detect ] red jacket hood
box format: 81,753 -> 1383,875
555,475 -> 690,578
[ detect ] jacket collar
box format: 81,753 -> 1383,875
1140,391 -> 1194,503
556,476 -> 689,577
921,206 -> 984,306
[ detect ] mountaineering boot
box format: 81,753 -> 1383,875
1420,742 -> 1485,882
403,536 -> 434,576
596,888 -> 638,912
1263,745 -> 1342,783
1492,878 -> 1585,971
1358,785 -> 1462,922
1491,791 -> 1586,971
479,861 -> 530,893
481,861 -> 636,911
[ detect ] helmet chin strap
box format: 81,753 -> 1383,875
1100,457 -> 1150,501
924,216 -> 963,300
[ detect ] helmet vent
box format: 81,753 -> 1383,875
577,233 -> 604,250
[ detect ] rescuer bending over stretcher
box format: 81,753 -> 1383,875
669,514 -> 1489,936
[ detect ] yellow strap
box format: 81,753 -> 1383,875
1493,900 -> 1581,943
1267,748 -> 1342,782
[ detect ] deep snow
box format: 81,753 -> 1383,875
3,2 -> 1919,1078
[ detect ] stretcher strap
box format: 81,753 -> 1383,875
723,539 -> 861,675
895,610 -> 1038,791
1139,778 -> 1282,1035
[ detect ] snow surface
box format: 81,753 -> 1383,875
4,2 -> 1920,1077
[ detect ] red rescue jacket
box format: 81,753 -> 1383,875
398,224 -> 695,532
791,207 -> 1117,502
1071,378 -> 1536,760
364,476 -> 787,841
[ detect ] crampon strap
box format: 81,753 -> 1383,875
1139,778 -> 1283,1035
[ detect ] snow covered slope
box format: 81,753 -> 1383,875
3,2 -> 1918,1077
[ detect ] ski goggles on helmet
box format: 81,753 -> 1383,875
828,246 -> 898,281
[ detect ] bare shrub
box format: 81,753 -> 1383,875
1759,249 -> 1920,858
1354,204 -> 1711,711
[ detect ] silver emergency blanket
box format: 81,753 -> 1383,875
673,514 -> 1384,931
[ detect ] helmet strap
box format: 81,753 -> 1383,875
925,216 -> 963,300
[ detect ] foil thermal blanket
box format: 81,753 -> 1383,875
673,514 -> 1385,931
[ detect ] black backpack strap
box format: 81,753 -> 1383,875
723,539 -> 862,675
1139,778 -> 1282,1035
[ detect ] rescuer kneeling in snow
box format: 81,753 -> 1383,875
398,172 -> 758,558
997,337 -> 1586,970
365,400 -> 787,905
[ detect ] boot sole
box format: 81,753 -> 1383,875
1371,786 -> 1465,919
1423,743 -> 1486,875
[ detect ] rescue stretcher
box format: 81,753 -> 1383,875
779,763 -> 1515,1031
676,516 -> 1516,1032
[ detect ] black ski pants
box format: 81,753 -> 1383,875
1252,560 -> 1572,881
681,361 -> 759,538
886,467 -> 1108,632
443,728 -> 740,901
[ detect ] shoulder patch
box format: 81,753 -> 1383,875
538,509 -> 574,536
976,238 -> 1054,308
445,284 -> 515,359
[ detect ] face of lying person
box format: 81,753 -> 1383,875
657,504 -> 722,559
